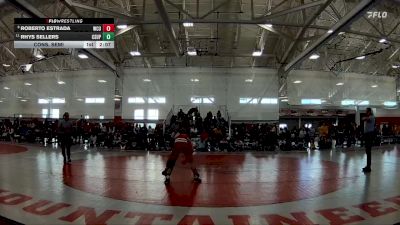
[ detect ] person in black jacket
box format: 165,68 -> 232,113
58,112 -> 73,164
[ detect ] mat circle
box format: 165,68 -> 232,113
62,154 -> 359,207
0,144 -> 28,155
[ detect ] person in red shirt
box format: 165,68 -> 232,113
162,127 -> 201,184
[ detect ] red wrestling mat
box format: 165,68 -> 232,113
62,154 -> 360,207
0,144 -> 28,155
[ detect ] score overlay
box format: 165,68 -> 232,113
14,18 -> 115,49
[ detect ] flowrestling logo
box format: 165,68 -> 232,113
367,11 -> 388,19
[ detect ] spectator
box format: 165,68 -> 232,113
177,109 -> 185,121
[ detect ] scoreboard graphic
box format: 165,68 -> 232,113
14,18 -> 115,49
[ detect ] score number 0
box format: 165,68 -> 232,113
102,24 -> 115,32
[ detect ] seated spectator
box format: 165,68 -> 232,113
319,122 -> 329,139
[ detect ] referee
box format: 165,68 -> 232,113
362,108 -> 375,173
58,112 -> 73,164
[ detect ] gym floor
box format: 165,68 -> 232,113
0,142 -> 399,225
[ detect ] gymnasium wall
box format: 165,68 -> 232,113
122,68 -> 279,120
0,68 -> 398,121
287,70 -> 396,105
0,68 -> 280,120
0,70 -> 116,119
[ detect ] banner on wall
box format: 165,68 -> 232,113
280,109 -> 355,117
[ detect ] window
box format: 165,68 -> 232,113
84,115 -> 90,119
134,109 -> 144,120
39,98 -> 65,104
357,100 -> 369,106
50,109 -> 59,119
85,98 -> 105,104
99,115 -> 104,120
191,97 -> 215,104
191,97 -> 202,104
128,97 -> 166,104
52,98 -> 65,104
301,99 -> 321,105
384,101 -> 397,107
38,98 -> 50,104
42,109 -> 48,118
249,99 -> 258,104
203,97 -> 215,104
147,109 -> 159,120
147,123 -> 157,129
148,97 -> 166,104
240,98 -> 251,104
341,99 -> 355,106
240,98 -> 259,104
261,98 -> 278,104
128,97 -> 145,104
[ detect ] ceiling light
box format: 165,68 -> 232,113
130,51 -> 141,56
309,54 -> 320,59
3,87 -> 10,90
392,65 -> 399,69
97,80 -> 107,83
339,32 -> 345,35
0,100 -> 3,103
321,100 -> 327,103
183,22 -> 194,27
17,96 -> 22,99
264,24 -> 273,28
35,54 -> 44,59
336,82 -> 344,86
58,81 -> 65,85
327,30 -> 333,34
2,64 -> 10,67
20,99 -> 27,102
117,24 -> 128,29
143,79 -> 151,82
77,98 -> 84,101
379,38 -> 387,43
24,82 -> 32,86
78,53 -> 88,59
293,80 -> 302,84
114,98 -> 121,101
371,84 -> 378,88
245,79 -> 253,83
281,99 -> 289,102
397,90 -> 400,93
252,51 -> 262,57
190,78 -> 199,82
356,56 -> 365,60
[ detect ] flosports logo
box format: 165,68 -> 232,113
367,11 -> 388,19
